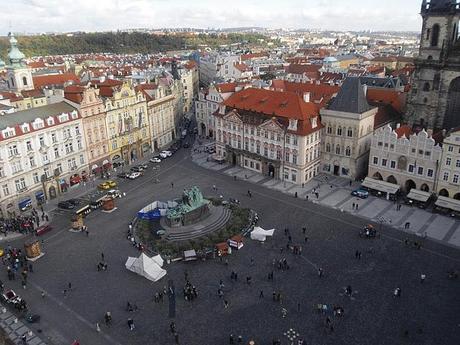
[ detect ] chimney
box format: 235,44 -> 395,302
303,92 -> 311,103
427,128 -> 433,138
442,129 -> 447,137
396,123 -> 401,129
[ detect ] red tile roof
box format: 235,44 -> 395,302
234,62 -> 249,72
394,125 -> 413,138
64,85 -> 86,104
271,80 -> 339,107
240,52 -> 269,61
366,88 -> 406,114
287,64 -> 322,75
33,73 -> 80,89
221,88 -> 321,136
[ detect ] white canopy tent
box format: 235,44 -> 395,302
125,253 -> 167,282
250,226 -> 275,242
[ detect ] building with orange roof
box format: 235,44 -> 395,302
32,72 -> 80,89
368,124 -> 442,194
213,88 -> 322,184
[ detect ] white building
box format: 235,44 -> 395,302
0,102 -> 87,216
195,82 -> 247,138
437,129 -> 460,199
213,88 -> 322,185
320,77 -> 378,179
368,124 -> 443,193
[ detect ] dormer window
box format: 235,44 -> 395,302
71,111 -> 78,120
58,113 -> 70,122
288,119 -> 298,131
21,123 -> 30,133
311,117 -> 318,129
32,119 -> 44,130
2,127 -> 16,138
219,105 -> 226,115
47,117 -> 54,126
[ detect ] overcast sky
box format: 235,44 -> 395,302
1,0 -> 423,34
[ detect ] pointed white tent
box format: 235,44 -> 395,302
250,226 -> 275,242
125,253 -> 167,282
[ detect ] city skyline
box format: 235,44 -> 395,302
1,0 -> 423,34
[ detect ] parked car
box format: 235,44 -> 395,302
2,289 -> 18,303
106,180 -> 117,188
65,199 -> 81,206
160,150 -> 172,158
98,182 -> 110,190
117,172 -> 129,179
36,224 -> 53,236
351,189 -> 369,199
150,157 -> 161,163
139,163 -> 148,170
128,172 -> 142,180
107,189 -> 122,198
130,166 -> 143,173
58,201 -> 75,209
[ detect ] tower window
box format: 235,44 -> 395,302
10,78 -> 14,87
426,28 -> 431,40
22,77 -> 27,86
423,82 -> 431,91
431,24 -> 440,47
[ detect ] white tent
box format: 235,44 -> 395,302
125,253 -> 167,282
250,226 -> 275,242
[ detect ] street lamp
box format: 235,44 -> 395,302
284,328 -> 300,345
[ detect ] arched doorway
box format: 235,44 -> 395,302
268,164 -> 275,177
454,193 -> 460,200
439,189 -> 449,197
232,153 -> 237,165
209,129 -> 214,138
372,172 -> 383,180
130,148 -> 137,161
200,123 -> 206,136
49,186 -> 57,199
420,184 -> 430,192
387,175 -> 398,185
443,77 -> 460,129
405,179 -> 416,192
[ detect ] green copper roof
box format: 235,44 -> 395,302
7,33 -> 26,66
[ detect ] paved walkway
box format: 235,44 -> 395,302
0,308 -> 47,345
192,142 -> 460,249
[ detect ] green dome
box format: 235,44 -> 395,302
7,34 -> 25,65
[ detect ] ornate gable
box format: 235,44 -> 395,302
224,110 -> 243,123
259,118 -> 284,132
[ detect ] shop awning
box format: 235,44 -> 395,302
362,177 -> 399,195
35,191 -> 45,200
435,196 -> 460,212
406,189 -> 431,203
18,198 -> 32,210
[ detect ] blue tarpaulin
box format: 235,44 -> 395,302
137,208 -> 161,220
18,198 -> 32,211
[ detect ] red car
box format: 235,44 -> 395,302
36,225 -> 53,236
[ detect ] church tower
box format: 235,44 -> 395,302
405,0 -> 460,130
5,32 -> 34,92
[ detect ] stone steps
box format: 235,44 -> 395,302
166,208 -> 232,241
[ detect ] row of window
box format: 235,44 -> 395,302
326,126 -> 353,137
377,141 -> 434,157
441,171 -> 460,184
372,156 -> 435,178
0,156 -> 85,198
325,143 -> 352,157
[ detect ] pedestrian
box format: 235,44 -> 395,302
420,274 -> 426,283
306,195 -> 309,201
21,279 -> 26,289
96,323 -> 101,332
174,332 -> 179,344
229,334 -> 234,344
356,203 -> 359,210
170,321 -> 176,334
281,307 -> 287,318
21,333 -> 27,345
41,291 -> 45,298
294,192 -> 298,198
171,182 -> 174,189
304,236 -> 309,243
393,287 -> 401,297
63,289 -> 67,297
68,282 -> 72,290
28,263 -> 33,273
237,335 -> 243,343
352,202 -> 356,210
45,214 -> 49,222
224,300 -> 229,308
302,227 -> 306,234
259,290 -> 264,298
349,180 -> 352,186
85,228 -> 89,236
318,268 -> 323,278
128,318 -> 135,331
297,302 -> 301,312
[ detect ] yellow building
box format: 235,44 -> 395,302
93,79 -> 149,165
